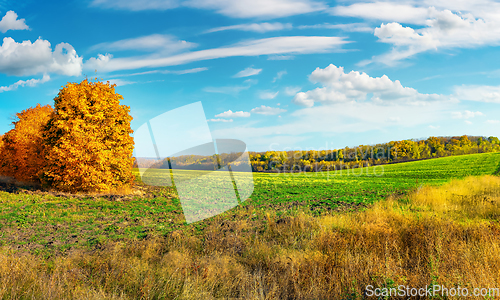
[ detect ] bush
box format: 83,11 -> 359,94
0,104 -> 53,183
40,79 -> 134,192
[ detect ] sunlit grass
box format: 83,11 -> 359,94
0,175 -> 499,298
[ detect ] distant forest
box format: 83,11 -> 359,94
134,135 -> 500,172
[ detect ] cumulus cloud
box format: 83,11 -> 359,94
205,22 -> 292,33
234,67 -> 262,78
86,53 -> 112,71
292,64 -> 447,107
85,36 -> 348,73
372,10 -> 500,65
0,37 -> 82,76
0,11 -> 29,33
259,90 -> 279,99
215,110 -> 251,118
90,34 -> 196,53
332,0 -> 500,25
334,3 -> 500,65
0,74 -> 50,92
451,110 -> 483,119
251,105 -> 286,115
486,120 -> 500,124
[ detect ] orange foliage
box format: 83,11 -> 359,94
40,79 -> 135,192
0,104 -> 53,182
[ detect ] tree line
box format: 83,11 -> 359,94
249,135 -> 500,172
142,135 -> 500,172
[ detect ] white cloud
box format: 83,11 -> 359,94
259,90 -> 279,99
451,110 -> 483,119
208,118 -> 233,122
0,74 -> 50,92
84,36 -> 348,72
203,85 -> 251,95
205,22 -> 292,33
292,64 -> 448,107
465,120 -> 473,125
0,11 -> 29,33
184,0 -> 326,18
106,78 -> 136,86
486,120 -> 500,124
267,55 -> 295,60
212,101 -> 451,143
334,3 -> 500,65
92,0 -> 326,18
90,0 -> 180,11
284,86 -> 301,96
429,125 -> 440,129
332,0 -> 500,24
387,116 -> 401,122
454,85 -> 500,103
251,105 -> 286,115
331,3 -> 429,25
112,67 -> 208,77
298,22 -> 373,32
90,34 -> 196,53
0,37 -> 82,76
272,70 -> 287,82
234,66 -> 262,78
169,67 -> 208,74
215,110 -> 251,118
243,78 -> 258,85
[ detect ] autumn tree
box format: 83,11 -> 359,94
0,104 -> 53,182
40,79 -> 134,192
337,149 -> 344,161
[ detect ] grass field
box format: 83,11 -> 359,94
0,152 -> 498,298
249,152 -> 500,208
0,152 -> 498,258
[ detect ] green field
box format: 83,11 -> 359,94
0,152 -> 499,256
249,152 -> 500,208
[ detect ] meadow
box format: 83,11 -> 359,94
0,152 -> 499,298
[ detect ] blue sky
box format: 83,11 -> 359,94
0,0 -> 500,151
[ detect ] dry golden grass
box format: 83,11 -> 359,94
0,175 -> 500,299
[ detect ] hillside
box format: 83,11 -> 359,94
0,155 -> 498,298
